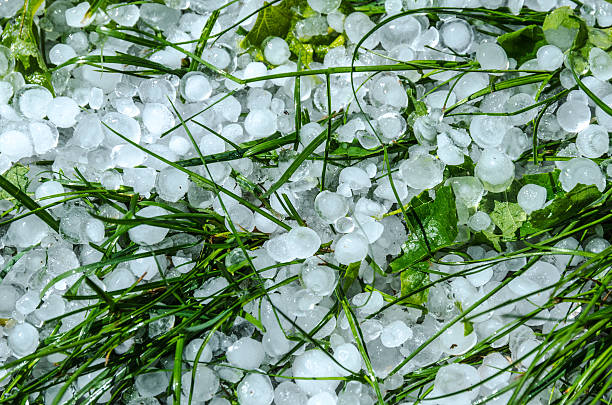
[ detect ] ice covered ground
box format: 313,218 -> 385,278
0,0 -> 611,404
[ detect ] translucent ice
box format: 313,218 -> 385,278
334,233 -> 369,265
314,191 -> 349,223
517,183 -> 547,213
129,206 -> 171,245
292,350 -> 340,396
263,37 -> 291,65
559,157 -> 606,192
227,337 -> 265,370
475,148 -> 515,192
399,155 -> 444,190
237,373 -> 274,405
576,124 -> 609,158
7,322 -> 39,357
556,101 -> 591,133
381,320 -> 412,348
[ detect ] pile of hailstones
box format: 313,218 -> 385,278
0,0 -> 611,403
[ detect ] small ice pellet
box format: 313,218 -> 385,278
263,37 -> 291,65
47,96 -> 80,128
556,101 -> 591,133
576,125 -> 609,158
48,44 -> 77,66
226,337 -> 265,370
517,184 -> 547,214
468,211 -> 491,232
180,71 -> 212,102
381,320 -> 412,348
65,2 -> 93,27
237,373 -> 274,405
307,0 -> 341,13
476,42 -> 509,71
475,148 -> 515,192
7,322 -> 39,357
536,45 -> 564,71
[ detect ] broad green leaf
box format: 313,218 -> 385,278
497,25 -> 547,66
0,164 -> 30,201
472,230 -> 502,252
543,7 -> 588,51
391,186 -> 458,268
490,201 -> 526,239
588,27 -> 612,51
1,0 -> 53,92
242,2 -> 293,49
286,30 -> 313,66
521,184 -> 601,235
399,262 -> 430,306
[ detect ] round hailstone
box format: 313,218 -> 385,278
266,233 -> 298,262
314,191 -> 348,223
183,339 -> 213,364
156,167 -> 189,202
226,337 -> 265,370
102,112 -> 141,145
467,211 -> 491,232
274,382 -> 308,405
287,227 -> 321,259
48,43 -> 76,66
504,93 -> 538,126
46,96 -> 80,128
226,204 -> 255,232
440,19 -> 472,52
440,321 -> 477,356
559,157 -> 606,192
263,37 -> 291,65
536,45 -> 564,71
339,166 -> 371,191
180,71 -> 212,102
334,233 -> 369,265
244,109 -> 277,139
381,320 -> 412,348
243,62 -> 267,87
333,343 -> 361,375
0,130 -> 33,161
476,42 -> 509,71
128,205 -> 171,245
433,363 -> 480,402
454,72 -> 489,100
15,85 -> 53,120
508,260 -> 560,298
334,216 -> 355,233
301,264 -> 336,297
589,47 -> 612,82
182,367 -> 219,402
469,115 -> 510,148
556,101 -> 591,133
344,12 -> 378,49
142,102 -> 175,135
478,352 -> 511,390
111,144 -> 146,168
475,148 -> 515,192
292,350 -> 340,396
107,3 -> 140,26
517,184 -> 547,214
65,2 -> 93,27
576,124 -> 609,158
237,373 -> 274,405
7,322 -> 39,357
307,0 -> 341,13
595,94 -> 612,131
0,284 -> 19,313
399,155 -> 444,190
104,267 -> 136,291
7,215 -> 50,247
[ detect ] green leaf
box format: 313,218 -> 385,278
472,230 -> 502,252
242,2 -> 293,49
497,25 -> 547,66
399,262 -> 430,306
521,184 -> 601,235
543,6 -> 588,51
587,27 -> 612,51
490,201 -> 527,239
286,30 -> 313,66
390,186 -> 458,268
0,164 -> 30,201
1,1 -> 53,92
